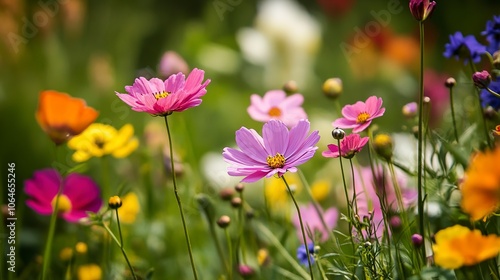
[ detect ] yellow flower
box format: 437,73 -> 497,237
67,123 -> 139,162
59,247 -> 73,261
461,147 -> 500,220
78,264 -> 102,280
264,173 -> 302,211
118,192 -> 140,224
310,180 -> 330,202
433,225 -> 500,269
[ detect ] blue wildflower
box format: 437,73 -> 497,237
443,32 -> 487,65
297,243 -> 315,266
480,80 -> 500,110
481,15 -> 500,54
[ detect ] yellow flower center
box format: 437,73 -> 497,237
51,194 -> 72,213
154,91 -> 170,100
356,112 -> 370,124
268,107 -> 282,117
266,153 -> 286,169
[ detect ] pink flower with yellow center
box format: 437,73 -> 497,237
24,169 -> 102,223
116,68 -> 210,116
292,203 -> 338,243
247,90 -> 307,128
332,96 -> 385,133
322,133 -> 369,159
223,119 -> 320,183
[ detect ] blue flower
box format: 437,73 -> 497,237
443,32 -> 487,65
481,15 -> 500,54
297,243 -> 315,266
480,80 -> 500,110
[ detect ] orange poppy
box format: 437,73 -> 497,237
35,90 -> 99,145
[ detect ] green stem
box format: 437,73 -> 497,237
238,192 -> 247,264
163,116 -> 198,279
336,139 -> 355,254
282,176 -> 315,280
114,209 -> 137,279
224,228 -> 233,279
485,87 -> 500,98
417,20 -> 427,260
468,60 -> 492,147
449,85 -> 460,143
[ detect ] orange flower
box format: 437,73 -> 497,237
433,225 -> 500,269
36,90 -> 99,145
461,147 -> 500,220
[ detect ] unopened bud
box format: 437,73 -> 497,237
402,102 -> 417,118
472,70 -> 492,89
331,127 -> 345,140
373,133 -> 393,161
411,233 -> 424,247
322,78 -> 343,99
234,183 -> 245,193
445,77 -> 456,88
283,80 -> 299,94
108,196 -> 122,209
230,197 -> 242,208
219,188 -> 235,201
217,215 -> 231,228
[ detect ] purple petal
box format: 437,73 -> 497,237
263,120 -> 289,155
235,127 -> 268,163
285,120 -> 310,156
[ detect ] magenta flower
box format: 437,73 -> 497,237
116,68 -> 210,116
409,0 -> 436,22
292,203 -> 338,243
24,169 -> 102,223
322,133 -> 369,159
332,96 -> 385,133
222,119 -> 320,183
247,90 -> 307,127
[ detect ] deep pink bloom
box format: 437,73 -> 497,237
332,96 -> 385,133
247,90 -> 307,128
116,68 -> 210,116
322,133 -> 369,159
24,169 -> 102,223
409,0 -> 436,22
353,166 -> 417,240
222,119 -> 320,183
292,203 -> 338,243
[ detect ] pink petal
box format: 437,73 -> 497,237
285,120 -> 310,156
262,90 -> 286,106
352,121 -> 372,133
332,118 -> 357,129
365,96 -> 382,115
63,173 -> 101,211
263,120 -> 289,155
280,93 -> 304,108
235,127 -> 268,162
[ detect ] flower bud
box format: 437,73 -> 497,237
373,133 -> 393,161
402,102 -> 417,118
234,183 -> 245,193
217,215 -> 231,228
75,242 -> 88,254
108,196 -> 122,209
409,0 -> 436,22
322,78 -> 343,99
331,127 -> 345,140
445,77 -> 456,88
472,70 -> 492,89
411,233 -> 424,247
230,197 -> 242,208
219,188 -> 235,201
283,80 -> 299,94
238,264 -> 255,278
389,216 -> 402,229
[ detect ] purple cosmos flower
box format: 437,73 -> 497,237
292,203 -> 338,243
481,15 -> 500,54
322,133 -> 369,159
332,96 -> 385,133
222,119 -> 320,183
116,68 -> 210,116
409,0 -> 436,22
353,166 -> 417,240
480,80 -> 500,110
24,169 -> 102,223
247,90 -> 307,128
297,243 -> 315,266
443,32 -> 487,65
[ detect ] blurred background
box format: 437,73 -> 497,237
1,0 -> 500,278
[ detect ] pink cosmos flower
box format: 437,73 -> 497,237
332,96 -> 385,133
322,133 -> 369,159
353,166 -> 417,240
292,203 -> 338,243
223,119 -> 320,183
116,68 -> 210,116
24,169 -> 102,223
247,90 -> 307,128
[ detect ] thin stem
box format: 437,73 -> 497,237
207,216 -> 229,276
238,192 -> 247,264
336,139 -> 355,254
448,85 -> 460,143
282,176 -> 315,280
114,209 -> 137,279
224,228 -> 233,279
468,60 -> 492,147
163,116 -> 198,279
485,87 -> 500,98
417,20 -> 427,260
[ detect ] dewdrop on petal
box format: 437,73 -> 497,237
373,133 -> 393,161
108,196 -> 122,209
322,78 -> 343,99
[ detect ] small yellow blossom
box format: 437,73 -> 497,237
264,173 -> 302,211
257,248 -> 270,266
59,247 -> 73,261
78,264 -> 102,280
75,242 -> 87,254
310,180 -> 330,202
118,192 -> 140,224
67,123 -> 139,162
433,225 -> 500,269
